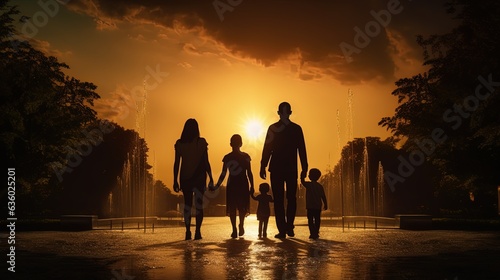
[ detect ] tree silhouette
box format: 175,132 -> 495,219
1,3 -> 157,217
153,180 -> 182,216
379,0 -> 500,216
326,137 -> 434,217
53,122 -> 159,218
1,2 -> 101,215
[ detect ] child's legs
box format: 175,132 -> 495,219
307,209 -> 315,234
262,216 -> 269,234
258,220 -> 263,235
313,210 -> 321,235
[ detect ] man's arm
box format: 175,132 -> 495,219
297,126 -> 308,179
260,126 -> 273,179
300,177 -> 307,187
250,192 -> 258,200
247,157 -> 255,194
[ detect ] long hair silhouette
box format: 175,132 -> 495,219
180,118 -> 200,143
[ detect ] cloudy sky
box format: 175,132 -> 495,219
15,0 -> 456,187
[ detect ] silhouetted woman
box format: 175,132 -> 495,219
173,119 -> 214,240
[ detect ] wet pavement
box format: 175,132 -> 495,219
2,216 -> 500,279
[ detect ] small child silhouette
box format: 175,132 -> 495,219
251,183 -> 274,238
301,168 -> 327,239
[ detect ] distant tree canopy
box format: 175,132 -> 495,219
0,1 -> 102,213
0,2 -> 161,217
327,137 -> 434,217
379,0 -> 500,215
57,124 -> 153,217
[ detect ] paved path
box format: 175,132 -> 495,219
2,217 -> 500,279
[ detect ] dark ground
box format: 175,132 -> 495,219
2,216 -> 500,279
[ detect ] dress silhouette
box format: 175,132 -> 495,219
173,119 -> 214,240
214,134 -> 254,238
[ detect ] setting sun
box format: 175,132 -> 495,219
244,119 -> 265,141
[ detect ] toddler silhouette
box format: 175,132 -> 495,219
251,183 -> 274,238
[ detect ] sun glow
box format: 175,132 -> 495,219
244,119 -> 265,142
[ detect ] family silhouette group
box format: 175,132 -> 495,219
172,102 -> 327,241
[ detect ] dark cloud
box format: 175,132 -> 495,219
67,0 -> 455,84
92,85 -> 135,122
28,38 -> 73,58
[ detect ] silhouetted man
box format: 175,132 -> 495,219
260,102 -> 308,238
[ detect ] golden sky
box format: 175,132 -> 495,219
15,0 -> 456,189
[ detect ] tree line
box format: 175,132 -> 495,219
1,0 -> 498,218
0,1 -> 173,217
378,0 -> 500,216
314,1 -> 500,218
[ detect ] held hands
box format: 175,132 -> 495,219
209,183 -> 220,192
324,205 -> 328,211
260,166 -> 266,180
173,181 -> 180,193
207,178 -> 214,191
300,170 -> 307,180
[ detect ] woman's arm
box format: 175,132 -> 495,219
247,161 -> 255,194
173,149 -> 181,192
